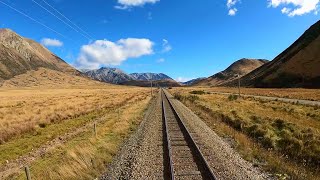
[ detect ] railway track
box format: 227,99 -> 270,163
161,89 -> 217,180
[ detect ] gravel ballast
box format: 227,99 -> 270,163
101,90 -> 271,179
101,92 -> 164,179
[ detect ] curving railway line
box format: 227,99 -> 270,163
161,89 -> 217,180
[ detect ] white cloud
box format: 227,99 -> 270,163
162,39 -> 172,53
115,0 -> 160,9
75,38 -> 154,69
156,58 -> 165,63
268,0 -> 319,16
227,0 -> 239,16
228,8 -> 238,16
175,77 -> 193,82
41,38 -> 63,47
227,0 -> 238,8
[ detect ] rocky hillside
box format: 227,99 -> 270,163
85,67 -> 133,84
0,29 -> 80,85
231,20 -> 320,88
130,73 -> 172,81
194,58 -> 268,86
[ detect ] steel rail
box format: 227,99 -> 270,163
162,89 -> 217,180
161,92 -> 175,180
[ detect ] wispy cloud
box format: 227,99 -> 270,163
115,0 -> 160,10
41,38 -> 63,47
227,0 -> 239,16
74,38 -> 154,69
156,58 -> 165,63
162,39 -> 172,53
268,0 -> 319,16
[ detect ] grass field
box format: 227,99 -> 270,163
170,87 -> 320,179
0,85 -> 152,179
190,87 -> 320,101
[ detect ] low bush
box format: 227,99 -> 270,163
228,94 -> 239,101
189,90 -> 206,95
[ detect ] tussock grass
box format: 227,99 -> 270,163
0,87 -> 147,143
170,88 -> 320,179
14,95 -> 151,180
189,86 -> 320,101
0,85 -> 152,179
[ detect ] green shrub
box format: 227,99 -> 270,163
273,119 -> 286,130
189,90 -> 205,95
174,93 -> 184,101
187,95 -> 200,103
38,123 -> 47,128
228,94 -> 238,101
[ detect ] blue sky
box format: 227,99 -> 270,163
0,0 -> 319,81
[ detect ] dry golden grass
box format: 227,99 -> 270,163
0,83 -> 151,159
0,85 -> 147,143
0,82 -> 153,179
13,91 -> 151,180
190,86 -> 320,101
170,87 -> 320,179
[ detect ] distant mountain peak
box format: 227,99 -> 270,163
130,72 -> 173,81
194,58 -> 268,86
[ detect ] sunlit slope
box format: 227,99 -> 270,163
233,20 -> 320,88
0,29 -> 83,87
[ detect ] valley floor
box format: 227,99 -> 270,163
194,87 -> 320,101
0,85 -> 151,179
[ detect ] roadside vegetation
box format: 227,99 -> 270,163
0,86 -> 152,179
171,88 -> 320,179
190,87 -> 320,101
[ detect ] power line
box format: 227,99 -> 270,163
0,0 -> 67,38
41,0 -> 93,40
31,0 -> 91,40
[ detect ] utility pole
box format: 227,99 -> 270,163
237,74 -> 241,97
151,80 -> 153,97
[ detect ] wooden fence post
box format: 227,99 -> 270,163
93,122 -> 97,138
25,166 -> 31,180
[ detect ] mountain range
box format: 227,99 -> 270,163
84,67 -> 181,86
130,73 -> 173,81
1,19 -> 319,89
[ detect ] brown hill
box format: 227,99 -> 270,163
2,68 -> 103,88
194,58 -> 268,86
120,79 -> 182,87
0,29 -> 81,86
230,20 -> 320,88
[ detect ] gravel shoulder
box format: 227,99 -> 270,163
101,92 -> 164,179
